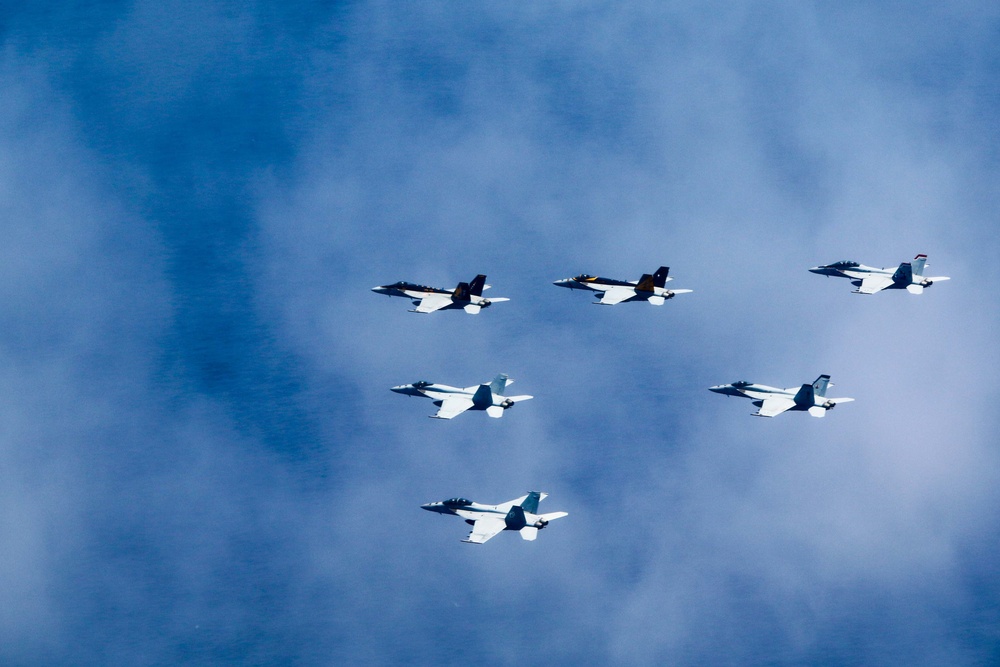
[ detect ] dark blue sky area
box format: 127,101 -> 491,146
2,3 -> 1000,665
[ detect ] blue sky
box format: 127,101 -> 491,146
2,2 -> 1000,665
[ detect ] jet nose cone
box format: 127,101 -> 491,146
808,266 -> 826,274
391,384 -> 409,393
708,385 -> 728,393
420,503 -> 435,511
553,279 -> 572,287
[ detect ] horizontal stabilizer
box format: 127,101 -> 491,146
520,526 -> 538,541
906,284 -> 923,295
463,304 -> 482,314
485,405 -> 505,418
538,511 -> 568,522
648,295 -> 665,306
669,289 -> 693,295
808,406 -> 826,418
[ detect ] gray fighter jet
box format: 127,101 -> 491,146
391,373 -> 532,419
809,254 -> 949,295
709,374 -> 854,418
421,492 -> 568,544
372,274 -> 509,313
553,266 -> 692,305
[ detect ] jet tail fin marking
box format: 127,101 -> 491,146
792,383 -> 813,406
911,254 -> 927,279
489,373 -> 510,396
635,273 -> 655,292
653,266 -> 670,288
452,282 -> 471,301
793,374 -> 830,406
468,274 -> 487,296
504,505 -> 527,530
892,262 -> 913,285
471,383 -> 494,408
520,491 -> 542,514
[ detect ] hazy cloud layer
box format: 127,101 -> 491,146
2,2 -> 1000,665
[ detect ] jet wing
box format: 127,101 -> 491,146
431,397 -> 475,420
854,275 -> 895,295
753,397 -> 796,418
597,287 -> 635,305
463,517 -> 507,544
411,295 -> 453,313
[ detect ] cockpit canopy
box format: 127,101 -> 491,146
574,274 -> 595,281
829,260 -> 859,268
732,380 -> 752,387
443,498 -> 472,507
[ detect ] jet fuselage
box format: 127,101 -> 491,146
391,375 -> 533,419
809,255 -> 949,294
372,275 -> 507,313
420,493 -> 568,543
553,266 -> 691,305
709,375 -> 854,418
391,382 -> 512,410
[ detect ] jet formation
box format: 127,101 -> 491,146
709,374 -> 854,418
553,266 -> 692,305
372,274 -> 509,313
421,492 -> 568,543
391,373 -> 532,420
379,258 -> 946,544
810,254 -> 949,295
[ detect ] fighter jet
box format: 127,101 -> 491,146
709,374 -> 854,418
371,274 -> 509,313
553,266 -> 692,305
391,373 -> 532,419
809,254 -> 950,295
421,492 -> 568,544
